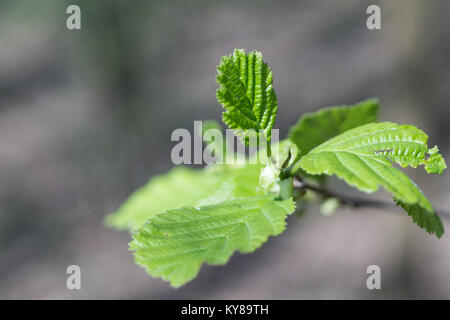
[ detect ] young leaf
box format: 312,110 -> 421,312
201,119 -> 222,135
425,146 -> 447,174
298,122 -> 446,237
196,164 -> 264,206
216,49 -> 278,144
200,120 -> 226,163
105,167 -> 220,230
288,99 -> 379,156
130,196 -> 295,287
259,140 -> 299,197
106,164 -> 264,230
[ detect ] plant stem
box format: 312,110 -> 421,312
294,180 -> 392,208
293,178 -> 450,218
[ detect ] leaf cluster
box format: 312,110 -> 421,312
106,49 -> 447,287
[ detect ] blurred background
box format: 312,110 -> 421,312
1,0 -> 450,299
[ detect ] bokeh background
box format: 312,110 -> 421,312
1,0 -> 450,299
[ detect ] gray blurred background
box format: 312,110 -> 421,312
0,0 -> 450,299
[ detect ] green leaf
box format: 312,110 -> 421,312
130,196 -> 295,287
216,49 -> 278,144
201,120 -> 222,135
197,164 -> 264,206
289,99 -> 379,156
298,122 -> 446,238
105,167 -> 219,230
396,200 -> 444,237
106,164 -> 264,230
425,146 -> 447,174
200,120 -> 226,163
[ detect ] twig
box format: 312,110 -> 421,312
293,178 -> 450,218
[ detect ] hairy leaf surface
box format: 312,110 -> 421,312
298,122 -> 446,237
130,196 -> 295,287
216,49 -> 278,143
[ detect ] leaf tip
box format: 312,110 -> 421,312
425,146 -> 447,174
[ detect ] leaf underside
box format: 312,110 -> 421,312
216,49 -> 278,142
130,196 -> 295,287
299,122 -> 446,238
